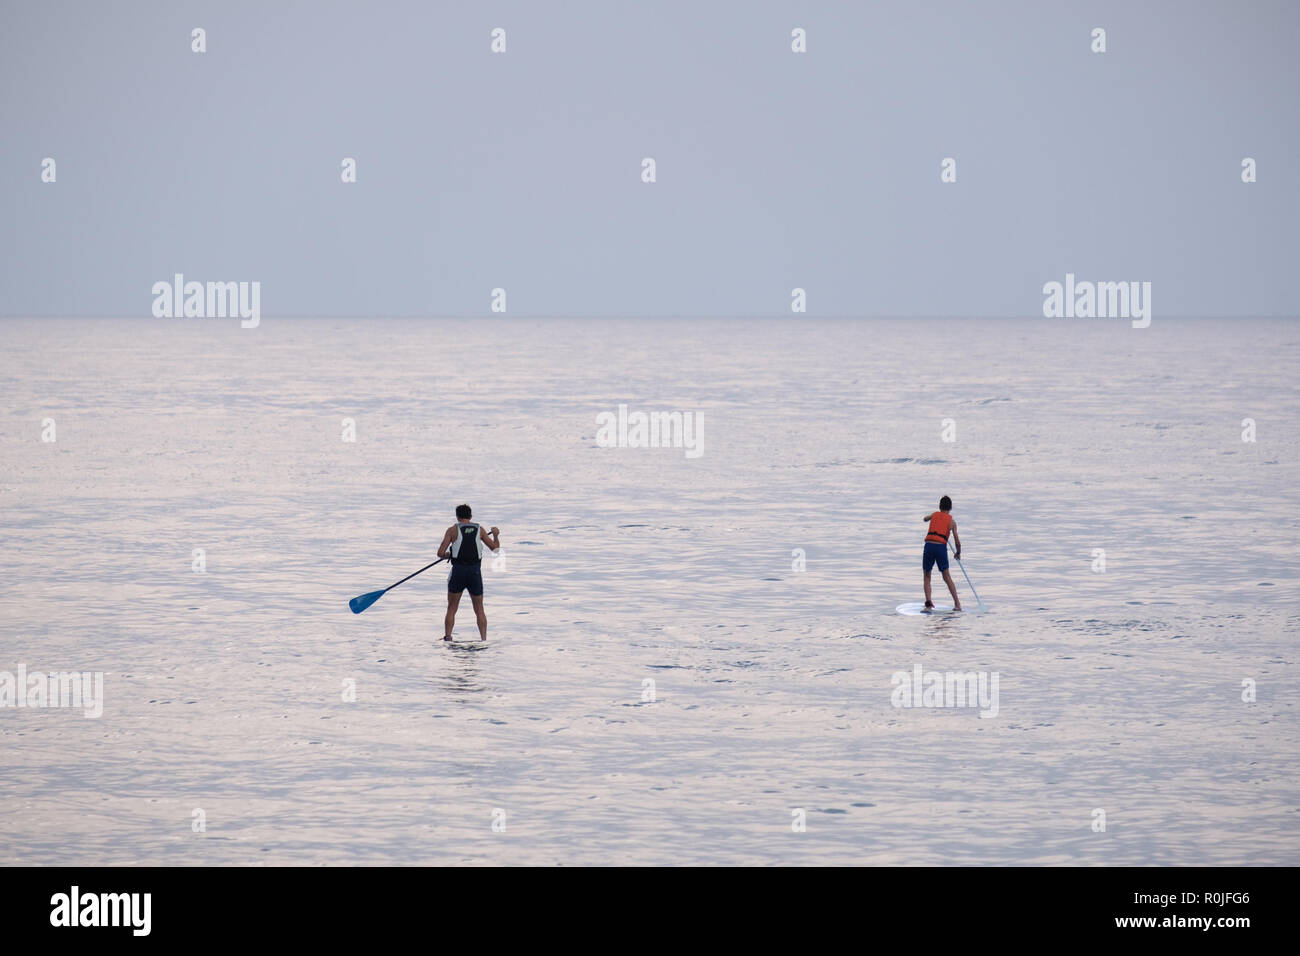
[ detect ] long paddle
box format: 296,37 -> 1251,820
349,556 -> 448,614
949,542 -> 986,611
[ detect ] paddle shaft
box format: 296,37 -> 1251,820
386,556 -> 448,593
948,542 -> 984,607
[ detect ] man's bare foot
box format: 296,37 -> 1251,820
954,604 -> 963,611
442,634 -> 453,641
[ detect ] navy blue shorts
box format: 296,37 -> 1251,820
447,564 -> 483,596
922,541 -> 949,573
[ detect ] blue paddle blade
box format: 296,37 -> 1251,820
349,589 -> 386,614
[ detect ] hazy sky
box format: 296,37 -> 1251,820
2,0 -> 1297,318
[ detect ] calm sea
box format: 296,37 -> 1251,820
1,317 -> 1296,864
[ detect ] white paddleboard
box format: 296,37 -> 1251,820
896,602 -> 955,616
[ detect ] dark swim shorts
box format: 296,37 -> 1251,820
922,541 -> 949,573
447,565 -> 484,596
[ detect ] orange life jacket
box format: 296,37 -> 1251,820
925,512 -> 953,545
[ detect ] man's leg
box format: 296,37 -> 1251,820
444,591 -> 462,640
923,570 -> 933,606
470,593 -> 487,640
941,569 -> 962,611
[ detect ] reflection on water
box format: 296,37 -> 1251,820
924,613 -> 964,638
437,643 -> 491,702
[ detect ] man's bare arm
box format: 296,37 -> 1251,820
483,526 -> 501,551
436,526 -> 456,559
950,522 -> 961,558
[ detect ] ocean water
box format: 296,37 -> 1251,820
1,317 -> 1297,865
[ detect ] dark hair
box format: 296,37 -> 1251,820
456,504 -> 472,520
939,496 -> 952,511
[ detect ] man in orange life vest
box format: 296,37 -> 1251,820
922,496 -> 963,611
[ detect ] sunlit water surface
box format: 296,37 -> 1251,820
1,317 -> 1296,865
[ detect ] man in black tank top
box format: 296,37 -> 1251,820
436,504 -> 501,641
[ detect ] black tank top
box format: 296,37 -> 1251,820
450,522 -> 482,566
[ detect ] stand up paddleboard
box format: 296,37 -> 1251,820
896,602 -> 955,615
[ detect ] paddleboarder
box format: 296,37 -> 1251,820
437,504 -> 500,641
922,496 -> 962,611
